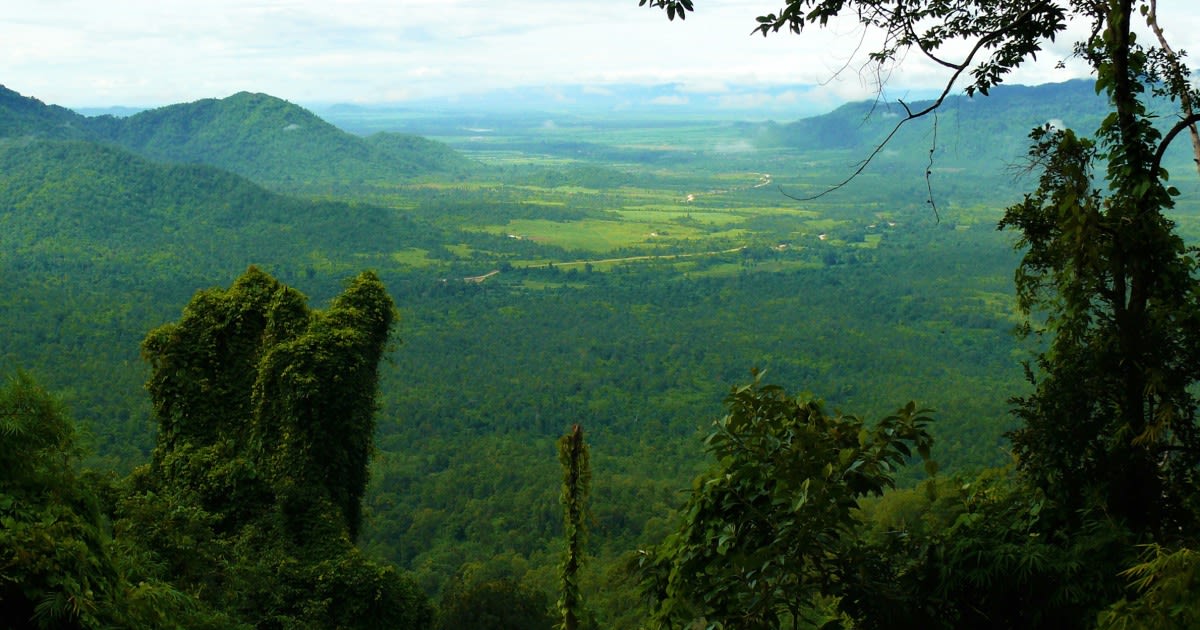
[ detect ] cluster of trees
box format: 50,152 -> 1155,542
1,269 -> 434,627
627,0 -> 1200,626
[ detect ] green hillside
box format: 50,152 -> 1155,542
756,79 -> 1200,174
0,85 -> 94,140
0,138 -> 419,260
0,138 -> 444,465
84,91 -> 474,189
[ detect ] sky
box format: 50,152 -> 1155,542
4,0 -> 1200,113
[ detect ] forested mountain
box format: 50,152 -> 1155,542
758,80 -> 1137,168
0,136 -> 449,466
0,86 -> 474,191
0,139 -> 417,257
0,85 -> 93,139
84,91 -> 475,188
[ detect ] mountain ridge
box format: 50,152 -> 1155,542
88,90 -> 475,188
760,80 -> 1106,156
0,85 -> 94,140
0,86 -> 474,191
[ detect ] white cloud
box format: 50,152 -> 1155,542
1,0 -> 1197,109
676,80 -> 730,94
650,95 -> 689,106
716,90 -> 803,110
581,85 -> 614,96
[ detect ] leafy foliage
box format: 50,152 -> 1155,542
1099,545 -> 1200,629
849,469 -> 1131,629
437,568 -> 554,630
0,372 -> 233,629
637,377 -> 933,628
0,372 -> 115,629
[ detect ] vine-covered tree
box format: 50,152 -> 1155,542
125,267 -> 431,628
141,265 -> 394,542
558,424 -> 592,630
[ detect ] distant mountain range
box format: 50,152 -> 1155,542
312,82 -> 849,119
0,86 -> 474,189
754,79 -> 1197,173
749,80 -> 1100,167
0,85 -> 462,281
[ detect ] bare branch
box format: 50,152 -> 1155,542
1146,0 -> 1200,177
926,111 -> 941,222
779,3 -> 1050,204
815,23 -> 873,86
1153,113 -> 1200,177
900,8 -> 965,70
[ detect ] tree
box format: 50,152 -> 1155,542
140,265 -> 394,542
0,371 -> 119,629
636,377 -> 934,629
0,372 -> 230,629
124,267 -> 432,628
1000,119 -> 1200,537
645,0 -> 1200,541
845,468 -> 1131,629
557,424 -> 592,630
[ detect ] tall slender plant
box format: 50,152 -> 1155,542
557,423 -> 591,630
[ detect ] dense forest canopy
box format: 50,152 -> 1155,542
4,0 -> 1200,622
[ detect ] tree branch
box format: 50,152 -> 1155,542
1146,0 -> 1200,178
901,9 -> 965,70
925,111 -> 941,222
779,3 -> 1048,205
1153,113 -> 1200,177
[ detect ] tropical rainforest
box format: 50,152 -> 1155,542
4,0 -> 1200,627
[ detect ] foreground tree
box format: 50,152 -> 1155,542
636,377 -> 934,628
846,467 -> 1131,628
0,372 -> 127,629
123,267 -> 431,628
1000,117 -> 1200,537
0,372 -> 233,628
644,0 -> 1200,623
1098,544 -> 1200,629
648,0 -> 1200,536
